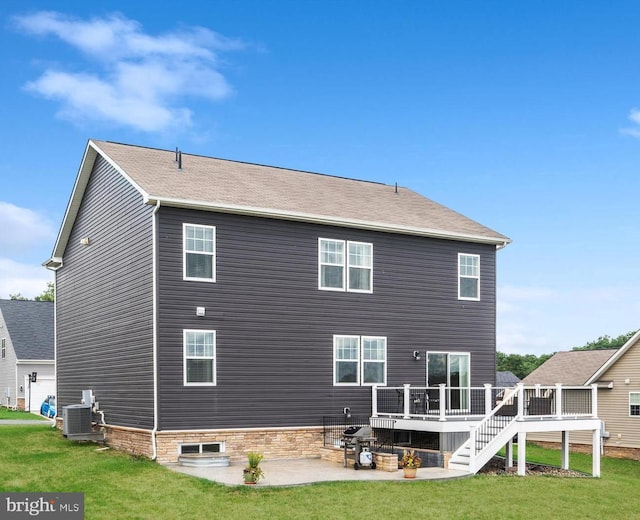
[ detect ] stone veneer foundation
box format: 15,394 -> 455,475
92,424 -> 326,464
60,422 -> 460,469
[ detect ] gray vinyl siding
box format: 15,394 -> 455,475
56,156 -> 154,429
156,207 -> 497,431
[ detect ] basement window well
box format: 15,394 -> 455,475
179,442 -> 224,455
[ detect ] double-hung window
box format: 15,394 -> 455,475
184,224 -> 216,281
630,392 -> 640,416
1,338 -> 5,359
458,253 -> 480,300
333,335 -> 386,386
184,330 -> 216,385
319,239 -> 373,292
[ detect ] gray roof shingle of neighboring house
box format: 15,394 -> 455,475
522,350 -> 617,386
496,370 -> 521,387
0,300 -> 54,360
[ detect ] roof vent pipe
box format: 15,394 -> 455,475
178,151 -> 182,171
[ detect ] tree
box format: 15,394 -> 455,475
571,330 -> 636,351
7,282 -> 55,302
34,282 -> 55,302
497,329 -> 639,379
496,351 -> 553,380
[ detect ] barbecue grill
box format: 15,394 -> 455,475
342,426 -> 376,470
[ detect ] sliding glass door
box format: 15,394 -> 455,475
427,352 -> 470,411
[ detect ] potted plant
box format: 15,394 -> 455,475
400,449 -> 421,478
243,451 -> 265,484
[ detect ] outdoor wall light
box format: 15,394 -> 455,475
343,407 -> 351,418
413,350 -> 421,361
80,237 -> 90,246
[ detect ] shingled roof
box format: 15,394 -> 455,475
0,300 -> 54,360
522,350 -> 617,386
47,140 -> 510,267
496,370 -> 521,387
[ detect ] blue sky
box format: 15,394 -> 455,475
1,1 -> 639,356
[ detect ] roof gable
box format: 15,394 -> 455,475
46,139 -> 510,267
522,349 -> 617,386
0,300 -> 54,360
586,329 -> 640,384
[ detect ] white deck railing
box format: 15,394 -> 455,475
372,383 -> 598,421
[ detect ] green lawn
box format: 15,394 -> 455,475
0,407 -> 47,420
1,425 -> 639,520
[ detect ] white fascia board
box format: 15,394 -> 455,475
90,140 -> 150,199
586,329 -> 640,384
16,359 -> 55,365
44,140 -> 150,268
145,196 -> 512,247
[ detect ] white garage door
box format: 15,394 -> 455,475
24,377 -> 56,412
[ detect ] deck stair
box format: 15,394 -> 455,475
448,389 -> 519,474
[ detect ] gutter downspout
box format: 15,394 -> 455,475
14,364 -> 18,410
151,200 -> 161,460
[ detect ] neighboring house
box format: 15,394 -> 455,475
523,340 -> 640,459
45,139 -> 513,464
0,300 -> 55,411
496,370 -> 521,388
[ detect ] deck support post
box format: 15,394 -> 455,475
505,439 -> 514,469
371,385 -> 378,417
438,384 -> 446,421
516,384 -> 525,420
591,383 -> 598,418
555,383 -> 563,419
403,384 -> 411,419
517,431 -> 527,476
561,431 -> 569,469
592,428 -> 601,477
483,383 -> 492,414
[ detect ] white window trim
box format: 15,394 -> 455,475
333,335 -> 360,386
183,223 -> 216,282
347,241 -> 374,294
333,335 -> 386,386
318,238 -> 346,291
458,253 -> 480,301
319,238 -> 373,293
183,329 -> 216,386
630,392 -> 640,417
361,335 -> 387,386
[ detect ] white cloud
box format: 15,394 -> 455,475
0,202 -> 56,299
0,202 -> 57,255
0,258 -> 52,299
620,108 -> 640,138
13,11 -> 246,132
497,283 -> 640,356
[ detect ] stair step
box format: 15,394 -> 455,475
448,462 -> 471,472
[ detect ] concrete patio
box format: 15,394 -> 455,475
164,458 -> 470,487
